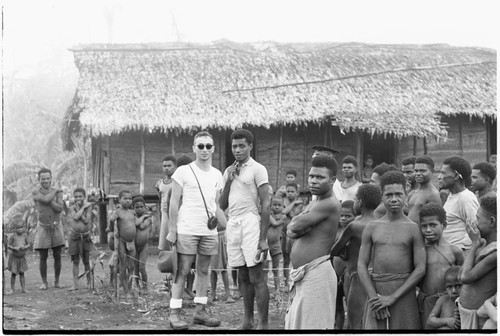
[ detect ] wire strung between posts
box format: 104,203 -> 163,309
111,251 -> 295,272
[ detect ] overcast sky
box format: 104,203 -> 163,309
2,0 -> 499,74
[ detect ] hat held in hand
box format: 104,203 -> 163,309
157,246 -> 178,278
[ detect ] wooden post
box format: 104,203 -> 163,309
458,117 -> 463,156
276,125 -> 283,191
103,137 -> 111,195
413,136 -> 418,156
303,126 -> 308,190
356,133 -> 363,174
171,133 -> 176,156
139,133 -> 145,194
99,202 -> 107,244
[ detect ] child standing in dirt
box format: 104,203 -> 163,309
6,222 -> 30,294
67,188 -> 94,291
109,190 -> 137,298
268,196 -> 286,292
133,197 -> 152,292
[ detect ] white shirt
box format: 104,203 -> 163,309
223,157 -> 268,217
333,179 -> 362,203
443,189 -> 479,250
172,163 -> 223,236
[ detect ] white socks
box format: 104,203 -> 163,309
170,298 -> 182,309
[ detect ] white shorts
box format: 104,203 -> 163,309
226,212 -> 261,268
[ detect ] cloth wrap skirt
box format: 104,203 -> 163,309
285,255 -> 337,329
33,221 -> 65,250
362,272 -> 420,330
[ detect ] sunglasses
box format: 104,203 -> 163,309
197,143 -> 213,150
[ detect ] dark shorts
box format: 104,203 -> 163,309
68,231 -> 92,255
177,234 -> 218,256
269,241 -> 282,257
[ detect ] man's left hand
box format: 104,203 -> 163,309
258,239 -> 269,254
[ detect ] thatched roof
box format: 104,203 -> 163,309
63,41 -> 496,150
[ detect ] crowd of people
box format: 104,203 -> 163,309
4,128 -> 497,331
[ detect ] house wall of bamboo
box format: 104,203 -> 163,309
91,115 -> 493,198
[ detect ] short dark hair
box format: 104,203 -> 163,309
177,155 -> 193,167
472,162 -> 496,182
132,196 -> 145,206
286,170 -> 297,177
286,182 -> 298,191
356,184 -> 382,210
443,156 -> 472,187
162,155 -> 177,165
480,196 -> 497,218
415,155 -> 435,170
402,156 -> 417,166
73,187 -> 86,196
194,131 -> 214,143
373,163 -> 399,177
118,190 -> 132,199
341,200 -> 355,212
38,167 -> 52,178
419,202 -> 446,224
230,129 -> 254,145
444,266 -> 461,283
342,155 -> 358,168
380,170 -> 406,192
311,155 -> 338,178
271,196 -> 283,204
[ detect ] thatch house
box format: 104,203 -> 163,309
63,41 -> 496,199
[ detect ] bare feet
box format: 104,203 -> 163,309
233,290 -> 242,299
68,286 -> 78,291
21,289 -> 28,293
210,295 -> 217,302
38,284 -> 48,290
54,283 -> 65,289
225,296 -> 235,303
5,290 -> 14,295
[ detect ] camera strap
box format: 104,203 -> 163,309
189,164 -> 212,219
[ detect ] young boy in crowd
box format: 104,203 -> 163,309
267,196 -> 286,292
330,184 -> 382,329
418,203 -> 464,327
275,170 -> 300,198
6,222 -> 30,294
109,190 -> 137,298
458,195 -> 497,329
133,197 -> 152,292
281,182 -> 304,290
333,200 -> 356,329
358,171 -> 426,329
67,187 -> 94,291
426,266 -> 462,329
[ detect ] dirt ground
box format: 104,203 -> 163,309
2,242 -> 288,331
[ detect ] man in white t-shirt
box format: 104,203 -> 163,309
332,155 -> 362,203
438,156 -> 479,253
167,131 -> 223,330
220,129 -> 271,330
